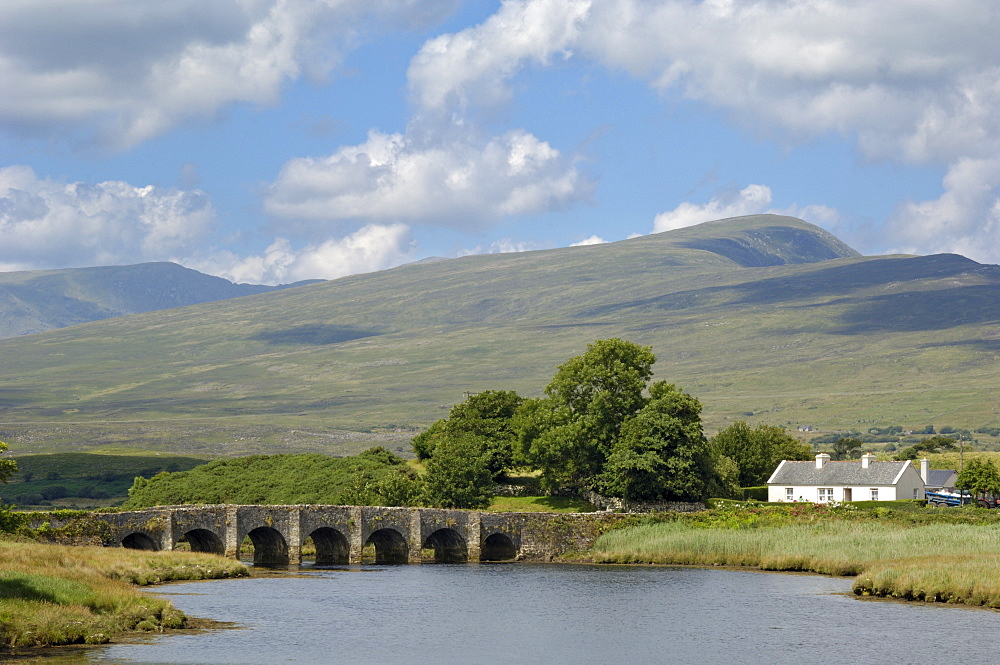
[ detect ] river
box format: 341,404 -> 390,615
20,563 -> 1000,665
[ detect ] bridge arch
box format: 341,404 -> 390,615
481,533 -> 517,561
423,528 -> 468,563
181,528 -> 225,555
243,526 -> 289,565
121,531 -> 159,551
307,527 -> 350,565
122,531 -> 160,550
365,527 -> 408,564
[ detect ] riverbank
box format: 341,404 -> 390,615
0,538 -> 249,651
591,501 -> 1000,608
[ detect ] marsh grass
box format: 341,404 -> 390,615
593,512 -> 1000,608
0,539 -> 248,648
855,554 -> 1000,607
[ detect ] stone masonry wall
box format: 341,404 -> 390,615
25,504 -> 687,562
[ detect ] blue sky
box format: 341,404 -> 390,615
1,0 -> 996,284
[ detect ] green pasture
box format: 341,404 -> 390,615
1,215 -> 999,456
0,452 -> 205,509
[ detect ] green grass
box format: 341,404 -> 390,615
2,215 -> 1000,456
487,496 -> 597,513
0,572 -> 96,605
0,539 -> 248,648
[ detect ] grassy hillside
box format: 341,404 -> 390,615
0,261 -> 319,339
1,214 -> 999,456
0,452 -> 205,509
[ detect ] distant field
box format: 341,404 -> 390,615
2,215 -> 999,457
0,453 -> 205,509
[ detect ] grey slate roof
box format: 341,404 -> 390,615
926,469 -> 957,488
767,460 -> 911,486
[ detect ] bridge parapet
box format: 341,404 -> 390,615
75,504 -> 673,564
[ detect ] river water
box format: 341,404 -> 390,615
22,563 -> 1000,665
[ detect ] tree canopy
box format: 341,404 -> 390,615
0,441 -> 16,485
511,339 -> 712,501
514,339 -> 658,491
410,338 -> 731,503
601,382 -> 711,502
956,458 -> 1000,499
420,434 -> 495,510
894,436 -> 957,461
711,422 -> 812,487
830,437 -> 863,461
412,390 -> 522,479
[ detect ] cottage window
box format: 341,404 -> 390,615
870,488 -> 879,501
818,488 -> 834,502
785,487 -> 794,501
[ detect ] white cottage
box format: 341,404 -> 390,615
766,453 -> 925,503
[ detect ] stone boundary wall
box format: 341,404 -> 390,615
582,491 -> 705,514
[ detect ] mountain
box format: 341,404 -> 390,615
2,214 -> 998,457
0,262 -> 320,339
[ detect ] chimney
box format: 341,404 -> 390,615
920,458 -> 930,484
816,453 -> 830,469
861,453 -> 876,469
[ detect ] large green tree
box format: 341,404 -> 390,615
514,339 -> 656,491
895,435 -> 957,461
830,437 -> 863,461
956,458 -> 1000,500
0,441 -> 16,484
601,383 -> 711,501
711,422 -> 812,487
0,441 -> 26,532
412,390 -> 523,478
420,434 -> 495,510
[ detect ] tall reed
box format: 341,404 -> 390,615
593,520 -> 1000,606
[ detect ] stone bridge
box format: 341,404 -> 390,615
84,505 -> 641,564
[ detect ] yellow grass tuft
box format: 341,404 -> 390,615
0,539 -> 248,648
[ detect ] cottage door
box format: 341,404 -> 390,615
843,488 -> 852,501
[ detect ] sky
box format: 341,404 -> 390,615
1,0 -> 999,285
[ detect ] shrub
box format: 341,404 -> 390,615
123,450 -> 417,508
421,434 -> 495,509
741,486 -> 769,501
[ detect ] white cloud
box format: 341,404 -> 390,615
408,0 -> 589,113
191,223 -> 415,284
653,185 -> 772,233
570,235 -> 606,246
0,165 -> 417,282
579,0 -> 1000,166
265,128 -> 587,228
415,0 -> 1000,165
411,0 -> 1000,259
0,165 -> 214,270
0,0 -> 460,148
887,158 -> 1000,263
457,238 -> 539,257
